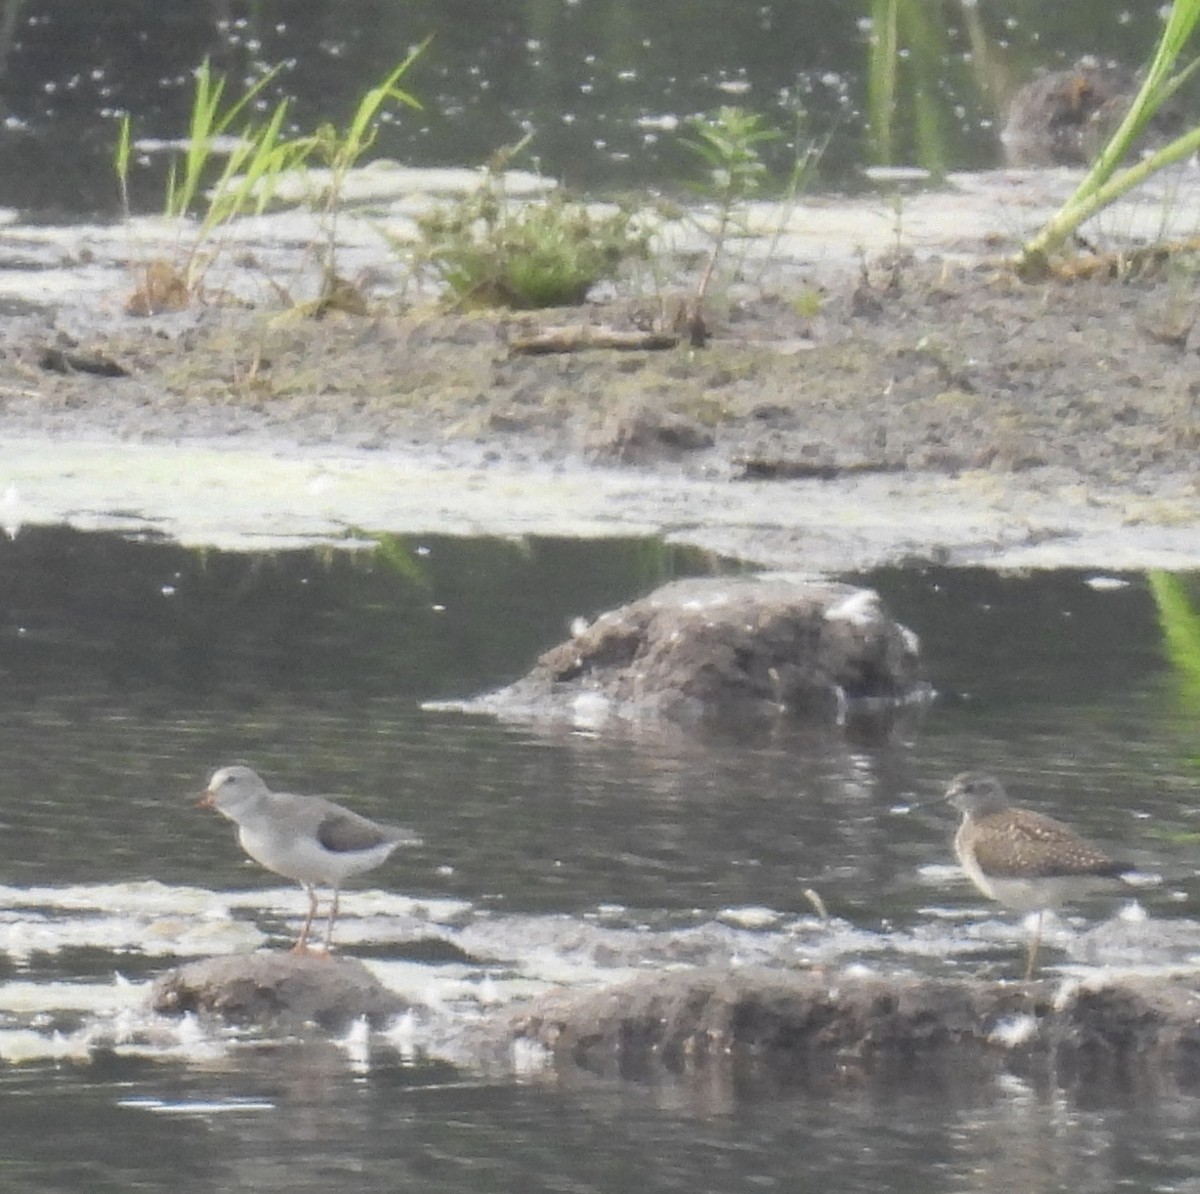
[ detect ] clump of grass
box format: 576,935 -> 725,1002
410,141 -> 650,309
1017,0 -> 1200,279
117,59 -> 313,312
117,52 -> 425,315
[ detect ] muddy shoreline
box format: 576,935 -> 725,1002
2,174 -> 1199,568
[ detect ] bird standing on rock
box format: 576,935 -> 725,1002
945,771 -> 1131,980
198,765 -> 422,953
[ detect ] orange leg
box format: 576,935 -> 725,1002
291,884 -> 319,953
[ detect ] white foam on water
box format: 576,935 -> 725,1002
364,958 -> 554,1016
510,1036 -> 553,1075
108,1017 -> 234,1064
916,863 -> 968,886
0,977 -> 145,1014
0,882 -> 216,915
337,890 -> 473,923
116,1096 -> 276,1115
336,1015 -> 373,1074
988,1014 -> 1039,1048
0,883 -> 472,961
0,1027 -> 97,1063
0,991 -> 235,1065
717,906 -> 783,930
0,883 -> 469,921
0,908 -> 264,961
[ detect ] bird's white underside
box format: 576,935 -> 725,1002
238,823 -> 400,887
957,849 -> 1113,913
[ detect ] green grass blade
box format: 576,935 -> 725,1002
1018,0 -> 1200,268
114,113 -> 132,217
341,40 -> 428,164
1149,571 -> 1200,707
866,0 -> 898,162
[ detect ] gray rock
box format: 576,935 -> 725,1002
151,952 -> 406,1031
462,575 -> 925,731
500,968 -> 1200,1088
1002,60 -> 1187,167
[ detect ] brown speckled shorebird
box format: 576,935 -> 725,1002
945,771 -> 1129,980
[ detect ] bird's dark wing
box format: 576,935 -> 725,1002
315,802 -> 420,853
973,809 -> 1124,879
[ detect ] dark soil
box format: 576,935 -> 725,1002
4,254 -> 1199,491
498,968 -> 1200,1093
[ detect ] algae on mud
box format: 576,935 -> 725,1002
1,170 -> 1200,567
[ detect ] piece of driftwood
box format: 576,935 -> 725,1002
39,347 -> 129,378
508,325 -> 679,355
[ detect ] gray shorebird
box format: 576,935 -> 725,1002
199,765 -> 422,953
945,771 -> 1129,979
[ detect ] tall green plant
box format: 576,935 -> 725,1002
1017,0 -> 1200,278
866,0 -> 949,174
679,106 -> 778,307
1149,571 -> 1200,708
306,43 -> 426,297
116,54 -> 427,312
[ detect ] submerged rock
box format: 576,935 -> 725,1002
151,952 -> 405,1030
459,575 -> 925,732
502,968 -> 1200,1088
1002,60 -> 1187,167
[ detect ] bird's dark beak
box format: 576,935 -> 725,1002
196,788 -> 216,809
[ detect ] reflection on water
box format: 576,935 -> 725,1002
0,529 -> 1199,1190
5,1053 -> 1200,1194
0,0 -> 1175,213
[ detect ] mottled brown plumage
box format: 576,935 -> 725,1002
963,804 -> 1123,884
945,771 -> 1128,979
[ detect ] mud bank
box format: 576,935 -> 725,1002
1,168 -> 1199,569
500,968 -> 1200,1091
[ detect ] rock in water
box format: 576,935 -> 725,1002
1001,60 -> 1187,167
498,968 -> 1200,1089
454,575 -> 925,732
152,952 -> 406,1030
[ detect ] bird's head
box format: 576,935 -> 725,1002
198,764 -> 269,816
945,771 -> 1011,817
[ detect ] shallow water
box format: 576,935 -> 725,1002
1,528 -> 1200,1190
0,1 -> 1172,214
